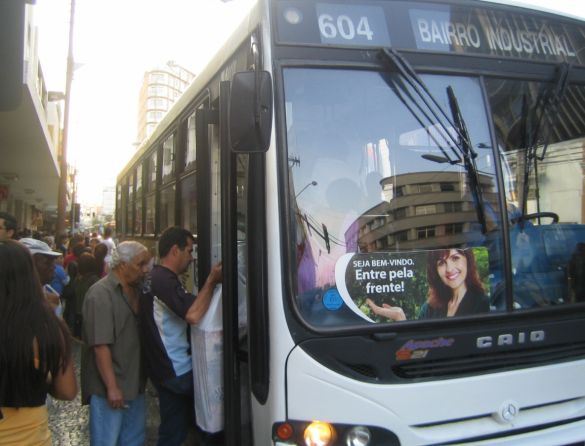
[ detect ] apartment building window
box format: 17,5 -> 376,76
445,222 -> 464,235
413,183 -> 433,193
149,72 -> 166,84
148,98 -> 169,110
375,238 -> 388,249
147,111 -> 164,122
440,182 -> 456,192
444,202 -> 463,213
398,231 -> 408,242
417,225 -> 436,240
148,85 -> 168,97
415,204 -> 436,216
394,231 -> 409,243
394,207 -> 407,219
367,216 -> 386,231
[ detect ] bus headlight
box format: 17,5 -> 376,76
345,426 -> 371,446
303,421 -> 335,445
273,420 -> 398,445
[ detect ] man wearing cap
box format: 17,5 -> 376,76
20,237 -> 63,312
0,212 -> 17,241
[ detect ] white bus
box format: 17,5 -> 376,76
117,0 -> 585,444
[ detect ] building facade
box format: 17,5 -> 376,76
0,2 -> 72,235
353,171 -> 498,252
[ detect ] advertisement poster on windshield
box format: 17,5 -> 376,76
334,248 -> 490,323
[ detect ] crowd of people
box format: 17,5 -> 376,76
0,211 -> 223,446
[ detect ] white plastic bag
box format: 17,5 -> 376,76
191,243 -> 249,433
191,284 -> 224,433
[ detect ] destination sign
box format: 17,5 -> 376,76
275,1 -> 585,65
409,7 -> 577,59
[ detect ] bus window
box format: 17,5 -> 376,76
285,68 -> 504,327
162,134 -> 176,183
126,174 -> 134,236
180,174 -> 197,234
485,77 -> 585,309
145,194 -> 155,235
185,112 -> 197,171
135,164 -> 143,197
116,184 -> 124,234
147,150 -> 158,191
160,184 -> 176,230
134,165 -> 143,235
134,198 -> 143,236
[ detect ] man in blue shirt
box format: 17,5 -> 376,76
140,226 -> 222,446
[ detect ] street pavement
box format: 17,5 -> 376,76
48,340 -> 160,445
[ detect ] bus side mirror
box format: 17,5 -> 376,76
229,71 -> 272,153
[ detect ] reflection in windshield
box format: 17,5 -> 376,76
485,77 -> 585,309
518,63 -> 570,226
286,68 -> 585,328
285,68 -> 502,327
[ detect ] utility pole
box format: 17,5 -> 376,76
56,0 -> 75,236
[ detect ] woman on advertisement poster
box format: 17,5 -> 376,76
366,248 -> 489,321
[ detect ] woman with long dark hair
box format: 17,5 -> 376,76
367,248 -> 490,321
0,240 -> 77,444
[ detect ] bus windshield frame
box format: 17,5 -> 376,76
279,27 -> 585,332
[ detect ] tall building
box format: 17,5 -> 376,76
136,61 -> 195,143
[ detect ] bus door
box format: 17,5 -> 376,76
219,47 -> 273,444
193,85 -> 262,445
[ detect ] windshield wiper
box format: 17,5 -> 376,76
446,86 -> 488,233
378,48 -> 462,165
519,63 -> 570,227
378,48 -> 489,233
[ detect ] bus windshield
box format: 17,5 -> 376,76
285,67 -> 585,328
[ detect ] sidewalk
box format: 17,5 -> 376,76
48,340 -> 160,445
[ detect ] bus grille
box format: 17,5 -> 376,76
392,342 -> 585,380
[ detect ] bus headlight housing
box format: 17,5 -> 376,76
345,426 -> 371,446
303,421 -> 335,445
273,420 -> 398,445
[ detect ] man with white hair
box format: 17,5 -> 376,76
81,241 -> 151,446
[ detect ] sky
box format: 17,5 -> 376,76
35,0 -> 255,206
34,0 -> 585,207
